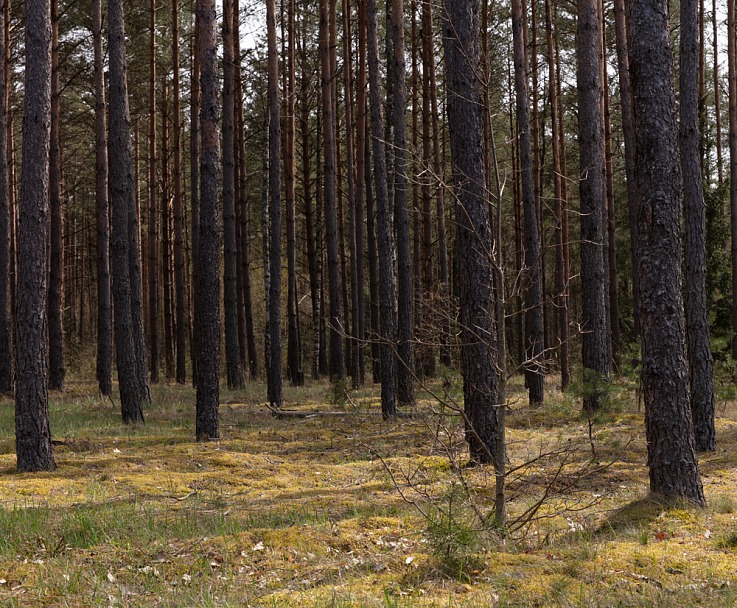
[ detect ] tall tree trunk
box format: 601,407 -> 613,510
714,0 -> 723,183
172,0 -> 187,384
729,0 -> 737,359
109,0 -> 146,423
148,0 -> 159,383
545,0 -> 568,389
512,0 -> 544,405
577,0 -> 610,411
222,0 -> 244,388
16,0 -> 55,470
629,0 -> 705,504
355,0 -> 368,386
365,122 -> 381,383
48,0 -> 64,391
320,0 -> 345,382
443,0 -> 502,472
161,80 -> 174,379
0,0 -> 10,396
266,0 -> 283,407
344,0 -> 360,387
234,0 -> 258,380
93,0 -> 112,396
190,6 -> 200,386
195,0 -> 221,439
392,0 -> 415,407
613,0 -> 640,339
367,0 -> 397,416
681,0 -> 716,451
286,0 -> 303,386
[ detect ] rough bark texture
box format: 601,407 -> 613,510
222,0 -> 244,389
628,0 -> 706,504
190,13 -> 200,387
713,0 -> 723,183
109,0 -> 145,424
0,0 -> 11,396
392,0 -> 415,407
195,0 -> 220,440
511,0 -> 544,405
367,0 -> 397,416
577,0 -> 611,411
16,0 -> 55,471
93,0 -> 112,397
172,0 -> 187,385
48,0 -> 64,392
319,0 -> 345,382
266,0 -> 283,407
444,0 -> 501,466
680,0 -> 716,451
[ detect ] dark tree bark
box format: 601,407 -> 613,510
222,0 -> 244,388
266,0 -> 283,407
511,0 -> 544,405
367,0 -> 397,415
286,0 -> 303,386
545,0 -> 569,390
172,0 -> 187,384
680,0 -> 716,451
190,9 -> 200,387
391,0 -> 415,407
148,0 -> 159,384
195,0 -> 220,439
443,0 -> 501,468
613,0 -> 641,339
730,0 -> 737,359
161,80 -> 174,380
628,0 -> 705,505
233,0 -> 258,380
16,0 -> 55,471
0,0 -> 11,396
109,0 -> 146,424
577,0 -> 610,411
48,0 -> 64,391
93,0 -> 112,397
319,0 -> 345,382
714,0 -> 723,183
365,122 -> 381,383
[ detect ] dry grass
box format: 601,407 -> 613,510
0,374 -> 734,606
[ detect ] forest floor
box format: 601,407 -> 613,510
0,369 -> 736,606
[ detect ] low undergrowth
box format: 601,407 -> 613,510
0,375 -> 735,606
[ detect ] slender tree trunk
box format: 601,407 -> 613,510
320,0 -> 345,383
190,7 -> 200,386
148,0 -> 159,383
512,0 -> 544,405
172,0 -> 187,384
162,80 -> 174,379
365,122 -> 381,383
367,0 -> 397,415
577,0 -> 610,410
109,0 -> 146,423
443,0 -> 502,470
0,0 -> 11,396
729,0 -> 737,359
681,0 -> 716,451
222,0 -> 244,388
48,0 -> 64,391
344,0 -> 360,387
355,0 -> 367,385
234,0 -> 258,380
714,0 -> 723,183
93,0 -> 111,396
545,0 -> 568,389
195,0 -> 221,439
16,0 -> 55,470
392,0 -> 415,407
266,0 -> 283,407
629,0 -> 705,504
286,0 -> 303,386
613,0 -> 640,339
